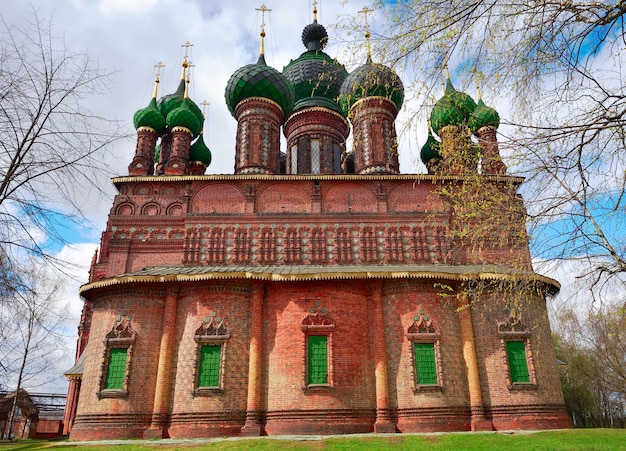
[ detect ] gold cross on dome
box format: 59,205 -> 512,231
153,61 -> 165,81
200,100 -> 209,116
359,6 -> 375,57
358,6 -> 375,29
256,4 -> 271,29
181,41 -> 194,60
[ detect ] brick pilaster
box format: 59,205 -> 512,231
241,281 -> 265,436
457,294 -> 493,431
371,281 -> 395,433
144,286 -> 179,438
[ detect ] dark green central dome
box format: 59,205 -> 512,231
225,54 -> 295,118
282,18 -> 347,115
339,57 -> 404,114
283,51 -> 347,114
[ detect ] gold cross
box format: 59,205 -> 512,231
313,0 -> 318,20
358,6 -> 375,30
153,61 -> 165,82
256,4 -> 271,30
186,61 -> 195,82
359,6 -> 375,57
200,100 -> 209,116
181,41 -> 194,60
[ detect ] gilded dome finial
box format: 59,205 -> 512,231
183,61 -> 194,99
476,82 -> 483,101
199,100 -> 209,134
358,6 -> 374,61
256,4 -> 271,57
313,0 -> 318,22
180,41 -> 193,81
152,61 -> 165,99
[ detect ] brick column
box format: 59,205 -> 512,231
457,295 -> 493,431
164,127 -> 191,175
145,286 -> 179,438
241,281 -> 265,436
350,97 -> 399,175
128,127 -> 158,176
371,281 -> 395,433
62,377 -> 80,435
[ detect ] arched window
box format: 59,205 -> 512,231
98,313 -> 137,399
193,314 -> 230,395
497,314 -> 538,390
406,312 -> 442,393
301,304 -> 335,390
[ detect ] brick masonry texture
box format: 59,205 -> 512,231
68,175 -> 572,439
66,26 -> 571,436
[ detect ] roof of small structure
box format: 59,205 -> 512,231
64,347 -> 87,378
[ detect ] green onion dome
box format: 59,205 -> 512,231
430,79 -> 477,133
468,97 -> 500,133
420,131 -> 440,164
158,77 -> 204,127
133,97 -> 166,134
225,54 -> 295,118
166,97 -> 202,137
189,131 -> 211,166
283,21 -> 348,115
339,56 -> 404,114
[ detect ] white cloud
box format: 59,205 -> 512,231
97,0 -> 165,16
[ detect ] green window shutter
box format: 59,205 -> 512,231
414,343 -> 437,385
308,335 -> 328,384
105,348 -> 127,389
198,345 -> 221,387
506,340 -> 530,383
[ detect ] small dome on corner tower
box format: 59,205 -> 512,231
468,96 -> 500,133
430,77 -> 477,134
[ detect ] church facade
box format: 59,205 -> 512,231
63,9 -> 571,440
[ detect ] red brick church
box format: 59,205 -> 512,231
63,6 -> 571,439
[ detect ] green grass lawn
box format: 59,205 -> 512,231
1,429 -> 625,450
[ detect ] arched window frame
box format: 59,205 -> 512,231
98,313 -> 137,399
497,315 -> 538,390
192,315 -> 231,396
406,313 -> 443,393
301,308 -> 335,392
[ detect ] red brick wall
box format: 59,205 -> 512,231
167,283 -> 251,437
262,281 -> 376,434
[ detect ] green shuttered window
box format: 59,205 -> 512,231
414,343 -> 437,385
506,340 -> 530,383
308,335 -> 328,384
105,348 -> 127,390
198,345 -> 221,387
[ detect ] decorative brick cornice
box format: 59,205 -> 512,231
112,173 -> 525,185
